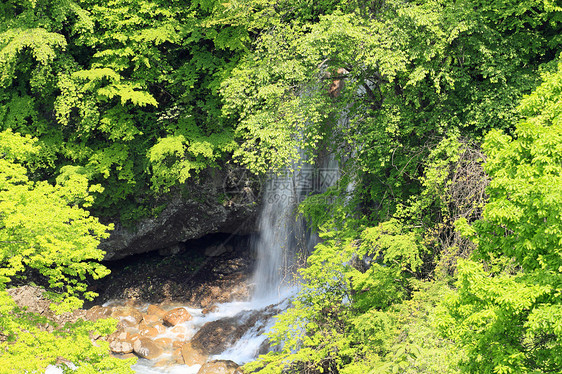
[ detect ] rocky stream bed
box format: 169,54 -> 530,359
11,234 -> 287,374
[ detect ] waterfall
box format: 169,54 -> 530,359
252,168 -> 304,299
252,153 -> 341,300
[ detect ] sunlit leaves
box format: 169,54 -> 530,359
442,61 -> 562,374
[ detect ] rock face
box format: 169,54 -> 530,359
99,168 -> 259,260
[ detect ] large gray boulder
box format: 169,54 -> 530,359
99,168 -> 259,260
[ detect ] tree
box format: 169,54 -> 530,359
0,130 -> 134,373
0,0 -> 245,223
444,60 -> 562,373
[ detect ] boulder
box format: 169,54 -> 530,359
153,323 -> 167,334
171,325 -> 188,335
139,325 -> 159,338
172,348 -> 184,364
198,360 -> 242,374
202,305 -> 218,315
163,307 -> 192,326
113,353 -> 136,360
147,304 -> 167,318
142,314 -> 161,325
181,342 -> 207,366
111,307 -> 143,325
154,337 -> 172,349
109,340 -> 134,354
191,306 -> 280,355
117,318 -> 138,330
133,337 -> 164,359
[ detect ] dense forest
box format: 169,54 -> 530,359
0,0 -> 561,373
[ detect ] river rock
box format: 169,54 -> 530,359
197,360 -> 242,374
142,314 -> 161,324
112,306 -> 143,325
202,305 -> 218,314
163,307 -> 192,326
191,306 -> 281,355
181,342 -> 207,366
154,323 -> 167,334
114,353 -> 136,360
191,317 -> 239,355
133,337 -> 164,359
139,325 -> 159,338
155,337 -> 172,349
171,325 -> 188,335
173,348 -> 184,364
147,304 -> 167,318
109,339 -> 134,354
118,318 -> 139,330
154,359 -> 173,368
99,168 -> 259,260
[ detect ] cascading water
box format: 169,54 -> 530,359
252,151 -> 343,297
124,150 -> 344,373
252,167 -> 307,299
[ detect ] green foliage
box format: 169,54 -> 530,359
236,2 -> 561,373
0,300 -> 135,373
0,130 -> 133,372
0,0 -> 248,222
0,130 -> 111,309
441,61 -> 562,373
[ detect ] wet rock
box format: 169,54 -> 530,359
113,353 -> 137,360
155,337 -> 172,349
147,304 -> 167,318
197,281 -> 251,308
181,342 -> 207,366
163,307 -> 192,326
171,325 -> 188,335
133,337 -> 163,359
142,314 -> 161,324
154,359 -> 172,368
112,306 -> 143,325
154,323 -> 167,334
172,348 -> 184,364
108,331 -> 136,354
198,360 -> 242,374
109,340 -> 134,354
139,325 -> 159,338
172,340 -> 184,349
258,339 -> 271,355
117,318 -> 138,330
191,318 -> 239,355
191,307 -> 280,355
